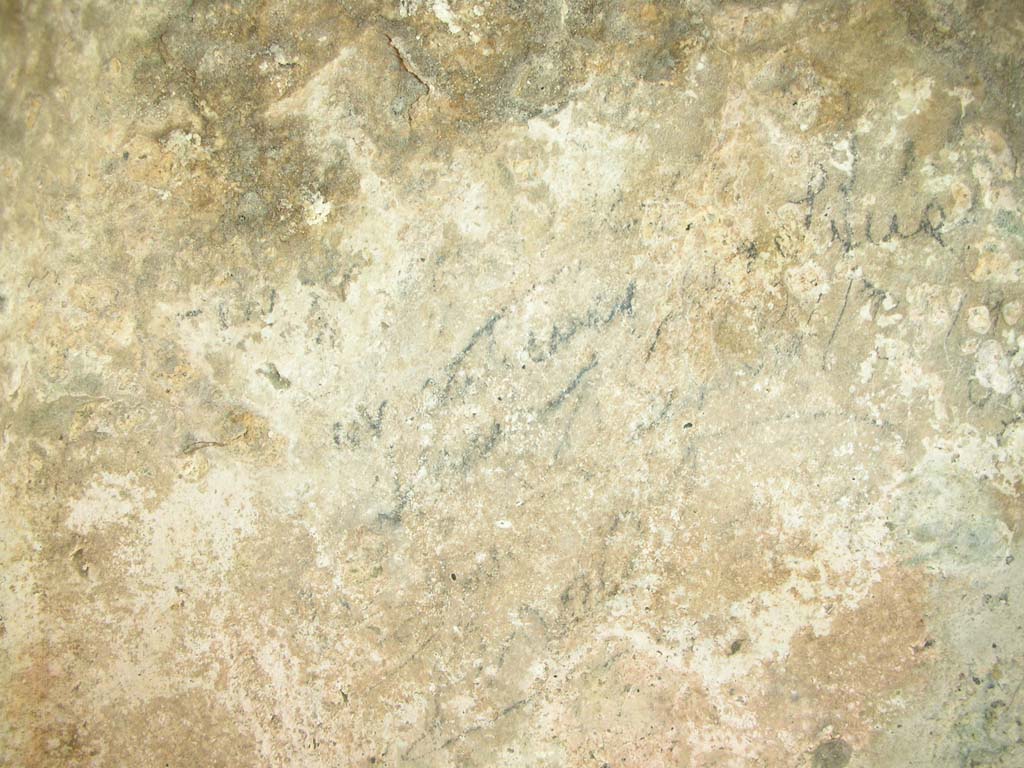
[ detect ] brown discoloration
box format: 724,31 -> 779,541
752,567 -> 931,762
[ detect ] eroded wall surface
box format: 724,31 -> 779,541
1,1 -> 1022,766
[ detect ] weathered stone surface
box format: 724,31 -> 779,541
1,1 -> 1022,766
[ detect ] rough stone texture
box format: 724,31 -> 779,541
1,1 -> 1023,766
